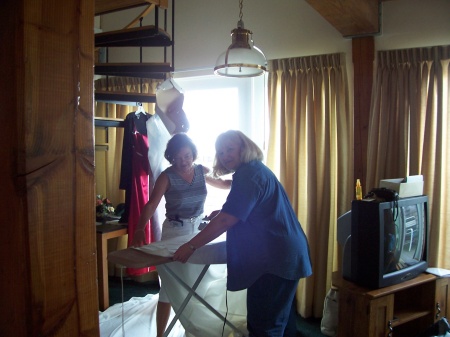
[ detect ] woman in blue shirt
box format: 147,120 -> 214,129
173,130 -> 312,337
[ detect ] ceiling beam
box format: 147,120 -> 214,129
305,0 -> 380,37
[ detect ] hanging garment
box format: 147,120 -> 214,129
146,114 -> 171,242
120,112 -> 154,276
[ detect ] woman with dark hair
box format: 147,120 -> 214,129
132,132 -> 230,337
173,130 -> 312,337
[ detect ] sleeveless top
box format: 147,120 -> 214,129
164,164 -> 207,219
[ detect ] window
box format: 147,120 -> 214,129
175,74 -> 267,213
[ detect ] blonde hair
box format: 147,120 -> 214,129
212,130 -> 264,177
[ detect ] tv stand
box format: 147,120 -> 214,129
332,271 -> 450,337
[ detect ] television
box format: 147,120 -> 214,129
338,195 -> 429,289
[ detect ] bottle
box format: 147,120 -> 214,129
356,179 -> 363,200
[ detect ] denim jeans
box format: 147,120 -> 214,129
246,273 -> 299,337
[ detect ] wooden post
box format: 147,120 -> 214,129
352,37 -> 375,188
0,1 -> 99,335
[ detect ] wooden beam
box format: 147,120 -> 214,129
305,0 -> 380,37
352,37 -> 375,188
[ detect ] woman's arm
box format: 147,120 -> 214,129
131,172 -> 169,246
203,166 -> 232,189
172,211 -> 239,263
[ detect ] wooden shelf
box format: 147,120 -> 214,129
95,143 -> 109,151
332,272 -> 436,299
94,63 -> 172,78
95,91 -> 156,105
95,117 -> 125,127
95,0 -> 168,15
391,309 -> 433,327
95,26 -> 172,47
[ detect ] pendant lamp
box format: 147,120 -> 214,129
214,0 -> 267,78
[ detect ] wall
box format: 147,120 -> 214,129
377,0 -> 450,51
98,0 -> 450,75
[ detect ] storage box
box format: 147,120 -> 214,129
379,175 -> 424,198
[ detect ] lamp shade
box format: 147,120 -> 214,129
214,27 -> 267,78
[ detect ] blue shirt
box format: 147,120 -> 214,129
222,160 -> 312,291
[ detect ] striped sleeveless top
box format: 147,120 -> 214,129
164,164 -> 207,219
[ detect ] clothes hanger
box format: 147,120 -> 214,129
135,102 -> 145,116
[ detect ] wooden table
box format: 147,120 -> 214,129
96,223 -> 128,311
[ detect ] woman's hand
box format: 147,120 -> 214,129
130,229 -> 147,247
174,211 -> 238,262
172,243 -> 195,263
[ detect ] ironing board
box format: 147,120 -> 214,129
107,233 -> 248,337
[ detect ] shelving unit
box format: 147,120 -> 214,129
92,3 -> 174,290
94,0 -> 174,108
332,271 -> 450,337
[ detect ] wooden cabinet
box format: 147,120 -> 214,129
435,277 -> 450,321
332,271 -> 450,337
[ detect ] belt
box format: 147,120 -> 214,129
168,215 -> 201,224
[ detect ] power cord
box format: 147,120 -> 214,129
222,289 -> 229,336
120,266 -> 126,336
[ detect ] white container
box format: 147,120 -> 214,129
379,175 -> 424,198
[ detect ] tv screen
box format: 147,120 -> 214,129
340,195 -> 428,289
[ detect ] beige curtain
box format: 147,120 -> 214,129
366,45 -> 450,269
267,54 -> 352,318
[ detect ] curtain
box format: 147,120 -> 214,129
94,76 -> 160,276
366,45 -> 450,269
267,54 -> 352,318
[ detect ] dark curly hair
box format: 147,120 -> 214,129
164,133 -> 198,163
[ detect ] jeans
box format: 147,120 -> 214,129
247,273 -> 299,337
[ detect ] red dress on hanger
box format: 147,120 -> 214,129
120,112 -> 155,276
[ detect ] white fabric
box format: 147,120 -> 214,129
146,114 -> 170,183
155,78 -> 185,134
159,218 -> 202,303
157,263 -> 247,337
99,294 -> 186,337
132,232 -> 228,264
146,114 -> 171,242
99,294 -> 246,337
107,233 -> 248,337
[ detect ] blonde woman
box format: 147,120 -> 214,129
173,130 -> 312,337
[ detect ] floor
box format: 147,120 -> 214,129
107,276 -> 327,337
